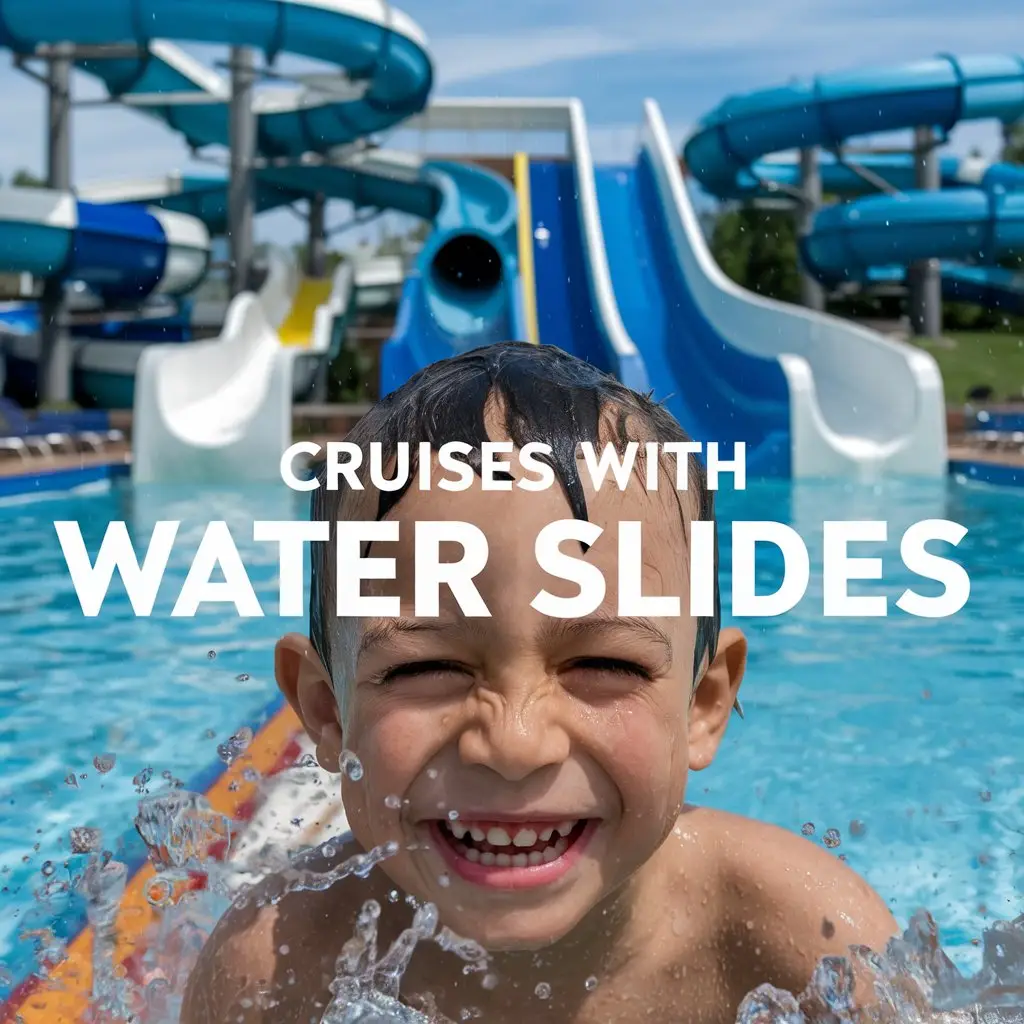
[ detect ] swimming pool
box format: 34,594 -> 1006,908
0,474 -> 1021,1001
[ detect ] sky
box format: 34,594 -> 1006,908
0,0 -> 1019,249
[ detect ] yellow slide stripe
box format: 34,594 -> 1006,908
279,276 -> 334,346
513,152 -> 540,346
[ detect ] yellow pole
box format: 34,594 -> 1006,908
513,151 -> 540,345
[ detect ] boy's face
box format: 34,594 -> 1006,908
277,442 -> 745,952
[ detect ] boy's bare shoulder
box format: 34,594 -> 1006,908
674,807 -> 898,996
180,841 -> 382,1024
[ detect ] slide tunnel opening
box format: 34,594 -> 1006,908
429,233 -> 503,304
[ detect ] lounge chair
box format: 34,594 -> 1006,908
0,397 -> 124,461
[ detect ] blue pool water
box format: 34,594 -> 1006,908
0,474 -> 1021,997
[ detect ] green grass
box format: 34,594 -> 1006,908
909,330 -> 1024,403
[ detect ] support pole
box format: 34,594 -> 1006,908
907,125 -> 943,339
228,47 -> 257,298
797,147 -> 826,311
38,42 -> 74,404
307,193 -> 327,277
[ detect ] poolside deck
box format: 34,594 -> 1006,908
2,403 -> 1023,480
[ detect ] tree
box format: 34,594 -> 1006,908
1002,121 -> 1024,165
709,203 -> 801,302
9,168 -> 45,188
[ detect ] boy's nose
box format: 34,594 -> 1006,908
457,685 -> 571,782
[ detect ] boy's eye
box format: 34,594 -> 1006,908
375,660 -> 470,685
565,657 -> 653,680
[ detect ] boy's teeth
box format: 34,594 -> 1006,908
540,827 -> 554,842
469,827 -> 486,843
556,821 -> 575,837
513,828 -> 538,847
486,827 -> 512,846
450,822 -> 469,840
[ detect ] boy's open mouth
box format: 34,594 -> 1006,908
428,818 -> 596,888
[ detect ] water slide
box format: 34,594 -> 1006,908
0,184 -> 211,406
86,146 -> 526,405
550,99 -> 941,477
684,55 -> 1024,314
0,0 -> 436,479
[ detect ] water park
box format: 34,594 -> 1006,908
0,1 -> 1022,1020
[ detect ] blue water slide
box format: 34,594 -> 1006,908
684,54 -> 1024,312
639,99 -> 945,477
528,160 -> 616,370
0,187 -> 209,303
0,0 -> 432,151
80,150 -> 524,395
801,187 -> 1024,283
380,159 -> 523,392
593,157 -> 791,471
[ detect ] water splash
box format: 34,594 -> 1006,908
216,727 -> 253,765
736,909 -> 1024,1023
134,790 -> 232,875
313,888 -> 493,1022
77,852 -> 137,1022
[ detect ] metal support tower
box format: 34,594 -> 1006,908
907,125 -> 943,338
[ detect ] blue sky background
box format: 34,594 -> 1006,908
0,0 -> 1019,248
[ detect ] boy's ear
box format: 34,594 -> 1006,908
688,626 -> 747,772
275,633 -> 343,773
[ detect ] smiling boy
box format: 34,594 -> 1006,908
181,342 -> 897,1024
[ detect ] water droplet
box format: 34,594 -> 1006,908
438,873 -> 450,888
339,750 -> 363,781
388,889 -> 400,903
93,753 -> 116,774
823,828 -> 842,849
385,794 -> 402,810
133,767 -> 153,793
426,768 -> 438,780
323,844 -> 336,859
585,975 -> 598,991
535,982 -> 551,1000
69,827 -> 102,854
279,944 -> 290,955
217,727 -> 253,765
145,877 -> 174,907
980,790 -> 992,803
481,972 -> 499,990
849,819 -> 866,837
236,673 -> 251,682
448,809 -> 459,821
63,773 -> 78,788
296,753 -> 318,768
207,650 -> 216,660
801,822 -> 815,836
41,861 -> 55,877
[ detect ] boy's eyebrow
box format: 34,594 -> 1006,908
357,619 -> 462,657
356,614 -> 673,658
540,613 -> 673,655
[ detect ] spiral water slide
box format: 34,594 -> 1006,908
0,0 -> 522,481
686,56 -> 1024,323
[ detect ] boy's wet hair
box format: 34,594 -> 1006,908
309,341 -> 720,712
